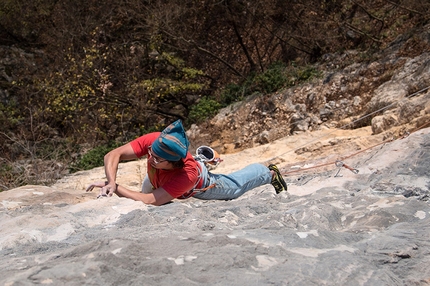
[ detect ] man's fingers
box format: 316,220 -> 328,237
97,186 -> 112,199
86,181 -> 107,192
86,185 -> 95,192
97,188 -> 106,199
87,182 -> 115,198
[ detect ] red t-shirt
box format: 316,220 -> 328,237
129,132 -> 203,198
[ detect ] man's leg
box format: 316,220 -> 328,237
193,163 -> 272,200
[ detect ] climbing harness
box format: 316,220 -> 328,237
178,146 -> 222,199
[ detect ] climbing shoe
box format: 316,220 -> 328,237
269,164 -> 287,194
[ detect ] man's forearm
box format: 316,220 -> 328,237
115,185 -> 156,205
104,143 -> 138,184
104,152 -> 120,184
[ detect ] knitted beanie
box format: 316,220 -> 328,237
151,119 -> 189,161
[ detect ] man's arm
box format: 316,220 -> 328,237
87,141 -> 176,205
115,185 -> 174,206
103,143 -> 138,196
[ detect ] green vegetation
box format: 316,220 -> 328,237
188,63 -> 322,124
0,163 -> 14,192
218,63 -> 322,106
187,97 -> 222,124
253,62 -> 288,94
70,142 -> 122,172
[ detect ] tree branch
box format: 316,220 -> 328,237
162,30 -> 244,78
344,22 -> 383,43
351,0 -> 384,23
385,0 -> 425,16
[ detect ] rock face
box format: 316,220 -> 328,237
0,126 -> 429,285
1,22 -> 429,286
187,24 -> 430,154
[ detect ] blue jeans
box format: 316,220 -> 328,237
193,163 -> 272,200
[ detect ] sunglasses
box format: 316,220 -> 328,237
148,148 -> 167,164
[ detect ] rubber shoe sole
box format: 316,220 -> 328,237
269,164 -> 287,194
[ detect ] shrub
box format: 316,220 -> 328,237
290,65 -> 322,85
253,62 -> 288,93
70,142 -> 122,172
219,83 -> 248,106
0,161 -> 14,192
187,97 -> 222,124
217,62 -> 321,105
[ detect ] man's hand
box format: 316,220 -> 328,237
86,181 -> 117,198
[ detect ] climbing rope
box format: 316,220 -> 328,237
281,119 -> 430,176
272,85 -> 430,176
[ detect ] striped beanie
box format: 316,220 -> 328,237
151,119 -> 189,161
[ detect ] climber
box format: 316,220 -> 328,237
86,119 -> 287,206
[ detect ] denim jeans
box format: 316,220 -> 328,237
193,163 -> 272,200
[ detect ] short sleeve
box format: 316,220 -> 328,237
129,132 -> 161,158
